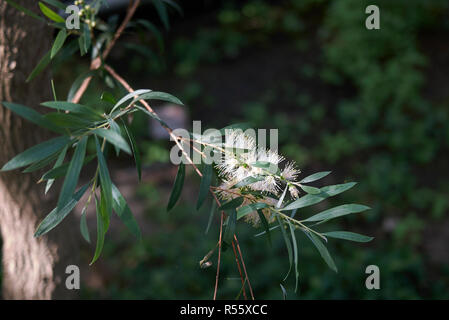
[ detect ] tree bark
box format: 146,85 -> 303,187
0,0 -> 79,299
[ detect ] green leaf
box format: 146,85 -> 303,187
1,102 -> 62,133
1,136 -> 70,171
90,195 -> 107,265
277,215 -> 293,281
51,28 -> 67,59
41,154 -> 96,180
57,136 -> 88,210
101,91 -> 117,105
95,136 -> 112,223
93,128 -> 132,155
153,0 -> 170,30
78,33 -> 85,56
299,171 -> 332,184
196,164 -> 212,210
257,209 -> 271,246
27,50 -> 51,82
250,161 -> 279,174
138,91 -> 183,105
298,184 -> 321,194
111,183 -> 142,239
45,145 -> 68,194
83,22 -> 91,52
136,19 -> 164,52
303,204 -> 370,223
42,0 -> 66,10
67,70 -> 96,101
223,209 -> 237,245
39,2 -> 65,23
111,89 -> 151,113
34,184 -> 89,237
288,220 -> 299,292
22,152 -> 59,173
237,202 -> 268,220
167,162 -> 185,211
219,196 -> 244,212
44,112 -> 92,129
322,231 -> 374,243
123,123 -> 141,180
305,231 -> 338,273
4,0 -> 46,22
80,207 -> 91,243
281,182 -> 357,211
41,101 -> 102,118
205,200 -> 217,235
233,175 -> 265,188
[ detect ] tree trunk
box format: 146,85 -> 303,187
0,1 -> 79,299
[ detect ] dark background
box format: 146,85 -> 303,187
45,0 -> 449,299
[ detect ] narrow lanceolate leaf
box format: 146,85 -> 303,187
111,183 -> 141,239
288,221 -> 300,292
196,164 -> 212,210
237,202 -> 269,220
223,209 -> 237,245
83,22 -> 91,52
303,204 -> 371,223
93,128 -> 132,155
2,102 -> 63,133
67,71 -> 96,101
38,2 -> 65,23
281,182 -> 357,212
90,195 -> 107,265
205,200 -> 217,235
123,123 -> 141,180
51,28 -> 67,59
27,50 -> 51,82
111,89 -> 151,113
95,136 -> 112,221
80,207 -> 91,243
41,154 -> 96,180
322,231 -> 374,243
233,175 -> 264,188
5,0 -> 46,22
1,136 -> 70,171
257,209 -> 271,246
107,119 -> 121,156
42,0 -> 67,10
277,215 -> 293,281
305,231 -> 338,273
57,136 -> 87,210
153,0 -> 170,30
45,145 -> 68,194
219,196 -> 244,212
138,91 -> 183,105
44,112 -> 92,129
299,171 -> 332,184
298,184 -> 321,194
41,101 -> 102,118
34,184 -> 89,237
22,152 -> 59,173
167,162 -> 185,211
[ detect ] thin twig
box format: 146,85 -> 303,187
234,234 -> 255,300
71,0 -> 141,103
214,211 -> 224,300
104,64 -> 203,177
232,239 -> 247,300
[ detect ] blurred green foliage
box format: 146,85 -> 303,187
81,0 -> 449,299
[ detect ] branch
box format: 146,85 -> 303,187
71,0 -> 141,103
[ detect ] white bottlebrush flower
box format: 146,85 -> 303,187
282,161 -> 300,182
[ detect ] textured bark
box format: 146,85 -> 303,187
0,1 -> 79,299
